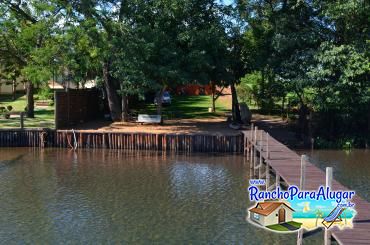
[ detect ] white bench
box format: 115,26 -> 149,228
137,114 -> 162,124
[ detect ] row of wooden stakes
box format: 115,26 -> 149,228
0,129 -> 244,153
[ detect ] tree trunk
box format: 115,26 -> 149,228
212,94 -> 216,113
121,94 -> 129,122
298,102 -> 309,139
367,106 -> 370,136
211,81 -> 216,112
368,107 -> 370,146
26,81 -> 34,118
281,96 -> 285,119
103,61 -> 122,121
12,80 -> 16,101
230,82 -> 242,123
156,86 -> 166,115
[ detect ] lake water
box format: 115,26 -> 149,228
300,149 -> 370,202
0,148 -> 326,244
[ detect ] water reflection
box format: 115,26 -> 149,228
300,149 -> 370,201
0,148 -> 323,244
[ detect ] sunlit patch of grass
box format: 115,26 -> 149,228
136,95 -> 231,119
0,94 -> 54,128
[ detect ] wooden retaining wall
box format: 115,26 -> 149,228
0,129 -> 55,148
0,129 -> 243,153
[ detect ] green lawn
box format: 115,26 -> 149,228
0,94 -> 230,129
266,224 -> 290,231
0,94 -> 54,128
266,221 -> 302,232
134,95 -> 231,119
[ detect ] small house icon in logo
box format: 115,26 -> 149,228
248,201 -> 301,231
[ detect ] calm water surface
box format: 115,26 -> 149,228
0,148 -> 325,244
302,149 -> 370,202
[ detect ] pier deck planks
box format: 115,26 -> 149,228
243,130 -> 370,245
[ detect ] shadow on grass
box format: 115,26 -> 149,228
0,93 -> 25,102
0,109 -> 54,128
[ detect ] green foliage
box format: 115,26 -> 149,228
37,86 -> 53,100
0,0 -> 368,142
314,136 -> 367,149
237,0 -> 369,145
237,71 -> 261,104
308,43 -> 369,112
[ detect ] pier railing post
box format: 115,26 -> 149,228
325,167 -> 333,245
266,133 -> 269,159
253,126 -> 258,177
248,124 -> 254,161
251,123 -> 254,141
244,131 -> 248,157
265,162 -> 270,191
258,131 -> 263,179
299,155 -> 306,189
297,155 -> 307,245
254,126 -> 257,144
259,129 -> 263,151
275,173 -> 280,189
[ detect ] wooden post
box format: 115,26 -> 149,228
297,155 -> 307,245
249,124 -> 254,161
254,126 -> 257,144
258,131 -> 263,179
246,137 -> 248,159
250,140 -> 253,167
325,167 -> 333,245
249,123 -> 254,165
266,133 -> 270,159
253,145 -> 257,178
251,123 -> 254,140
253,126 -> 258,177
258,153 -> 262,178
259,129 -> 263,151
20,112 -> 24,129
275,173 -> 280,189
265,162 -> 270,191
300,155 -> 306,189
249,149 -> 253,179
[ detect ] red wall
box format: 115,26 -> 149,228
175,84 -> 213,95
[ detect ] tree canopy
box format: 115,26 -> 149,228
0,0 -> 368,144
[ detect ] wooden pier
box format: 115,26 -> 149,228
243,126 -> 370,244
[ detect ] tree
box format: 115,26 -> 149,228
0,0 -> 62,117
315,209 -> 324,227
54,0 -> 131,121
112,0 -> 235,117
307,0 -> 370,140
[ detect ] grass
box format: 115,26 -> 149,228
0,94 -> 231,128
0,94 -> 27,111
266,224 -> 290,231
134,95 -> 231,119
0,94 -> 54,128
266,221 -> 302,231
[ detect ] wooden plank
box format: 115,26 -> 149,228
243,130 -> 370,245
